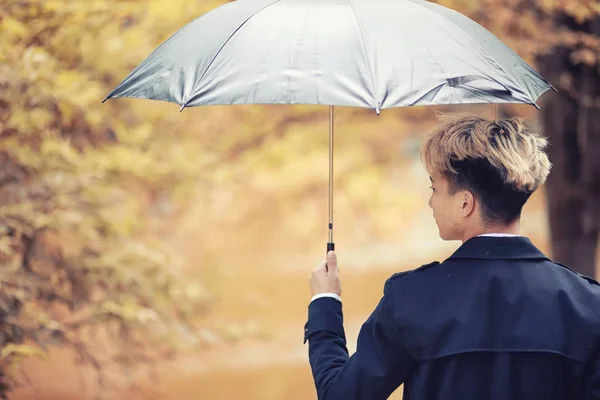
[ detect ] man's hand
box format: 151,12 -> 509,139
309,251 -> 342,297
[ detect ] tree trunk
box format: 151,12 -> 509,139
538,17 -> 600,277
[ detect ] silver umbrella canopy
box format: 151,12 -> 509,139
104,0 -> 554,253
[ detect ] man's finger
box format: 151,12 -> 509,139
312,261 -> 327,274
326,251 -> 338,272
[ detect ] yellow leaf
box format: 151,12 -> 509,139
42,1 -> 63,12
1,344 -> 47,360
0,236 -> 14,257
1,18 -> 28,40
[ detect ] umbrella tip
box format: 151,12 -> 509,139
375,107 -> 380,115
180,104 -> 186,112
102,91 -> 114,103
551,85 -> 558,93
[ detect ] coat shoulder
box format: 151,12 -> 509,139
386,261 -> 441,284
553,261 -> 600,286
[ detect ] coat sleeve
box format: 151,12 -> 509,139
304,280 -> 414,400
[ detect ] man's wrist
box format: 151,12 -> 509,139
310,293 -> 342,303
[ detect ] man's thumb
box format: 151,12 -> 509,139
327,251 -> 337,271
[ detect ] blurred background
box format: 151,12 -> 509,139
0,0 -> 598,399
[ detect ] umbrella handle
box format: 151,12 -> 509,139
326,242 -> 335,272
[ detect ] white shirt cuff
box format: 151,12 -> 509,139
310,293 -> 342,303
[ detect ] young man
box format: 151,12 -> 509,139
305,114 -> 600,400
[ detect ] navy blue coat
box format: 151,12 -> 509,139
304,236 -> 600,399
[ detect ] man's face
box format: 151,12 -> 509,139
428,175 -> 465,241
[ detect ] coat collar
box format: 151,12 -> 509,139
446,236 -> 550,261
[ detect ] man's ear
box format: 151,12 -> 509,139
461,191 -> 475,218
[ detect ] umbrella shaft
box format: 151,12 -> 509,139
328,106 -> 334,245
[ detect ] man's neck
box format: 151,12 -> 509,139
461,221 -> 521,243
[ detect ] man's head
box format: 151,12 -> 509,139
421,114 -> 551,241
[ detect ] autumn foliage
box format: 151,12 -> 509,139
0,1 -> 221,395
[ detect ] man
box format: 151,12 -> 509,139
305,114 -> 600,400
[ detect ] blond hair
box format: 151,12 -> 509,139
421,113 -> 551,193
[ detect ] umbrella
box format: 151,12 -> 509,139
103,0 -> 555,253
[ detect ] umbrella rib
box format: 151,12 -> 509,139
347,0 -> 377,108
409,82 -> 446,106
181,0 -> 283,109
